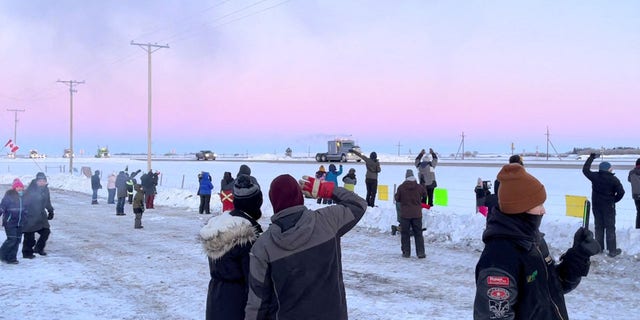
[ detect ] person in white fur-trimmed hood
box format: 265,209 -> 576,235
199,174 -> 263,320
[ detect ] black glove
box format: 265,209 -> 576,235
429,148 -> 434,154
572,227 -> 600,257
47,212 -> 54,220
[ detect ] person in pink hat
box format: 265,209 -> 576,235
0,178 -> 27,264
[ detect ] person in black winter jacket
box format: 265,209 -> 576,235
22,172 -> 55,258
0,178 -> 27,264
200,174 -> 263,320
582,153 -> 625,257
91,170 -> 102,204
474,164 -> 600,320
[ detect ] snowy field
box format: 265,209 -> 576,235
0,155 -> 639,319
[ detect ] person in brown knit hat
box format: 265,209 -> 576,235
474,163 -> 601,320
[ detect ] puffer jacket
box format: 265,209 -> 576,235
415,151 -> 438,186
200,210 -> 262,320
245,187 -> 367,320
474,209 -> 589,320
352,150 -> 381,180
198,172 -> 214,195
22,180 -> 54,232
115,171 -> 129,198
582,157 -> 625,205
0,189 -> 27,228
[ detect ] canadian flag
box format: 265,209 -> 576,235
4,139 -> 19,153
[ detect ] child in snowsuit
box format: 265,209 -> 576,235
133,184 -> 145,229
342,168 -> 357,191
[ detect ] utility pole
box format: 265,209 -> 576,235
6,108 -> 25,148
130,41 -> 169,171
455,131 -> 465,160
395,141 -> 402,156
57,80 -> 85,174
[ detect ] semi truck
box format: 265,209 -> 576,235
315,139 -> 362,162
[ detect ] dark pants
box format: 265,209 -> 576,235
634,198 -> 640,229
423,183 -> 435,207
145,193 -> 155,209
134,208 -> 144,228
1,226 -> 22,262
365,178 -> 378,207
92,188 -> 99,202
399,217 -> 425,257
107,188 -> 116,204
22,227 -> 51,256
199,194 -> 211,214
116,196 -> 126,214
592,202 -> 617,252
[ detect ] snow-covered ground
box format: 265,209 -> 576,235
1,155 -> 639,319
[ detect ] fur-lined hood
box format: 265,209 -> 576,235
199,212 -> 258,260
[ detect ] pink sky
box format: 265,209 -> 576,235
1,0 -> 638,156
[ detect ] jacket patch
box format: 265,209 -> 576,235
487,276 -> 509,286
527,270 -> 538,283
489,300 -> 510,318
487,287 -> 510,300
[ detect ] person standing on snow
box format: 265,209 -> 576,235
244,174 -> 367,319
236,164 -> 259,187
132,184 -> 145,229
91,170 -> 102,205
220,171 -> 235,212
0,178 -> 27,264
582,153 -> 625,257
415,148 -> 438,208
314,165 -> 327,204
627,158 -> 640,229
394,169 -> 427,259
115,170 -> 129,215
323,164 -> 343,205
140,170 -> 159,209
350,149 -> 381,207
200,174 -> 263,320
22,172 -> 54,258
474,163 -> 600,319
198,171 -> 214,214
342,168 -> 357,189
107,172 -> 117,204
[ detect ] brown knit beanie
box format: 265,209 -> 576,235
497,164 -> 546,214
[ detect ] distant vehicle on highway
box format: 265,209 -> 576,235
29,149 -> 46,159
63,148 -> 74,158
196,150 -> 216,160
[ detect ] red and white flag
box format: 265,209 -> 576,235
4,139 -> 19,153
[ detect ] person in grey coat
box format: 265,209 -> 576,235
22,172 -> 54,258
350,149 -> 381,207
415,148 -> 438,208
628,158 -> 640,229
115,170 -> 129,215
245,174 -> 367,319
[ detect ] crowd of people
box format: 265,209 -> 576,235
2,152 -> 637,319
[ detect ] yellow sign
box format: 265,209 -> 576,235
565,195 -> 588,218
378,185 -> 389,201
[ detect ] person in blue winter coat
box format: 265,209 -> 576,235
198,171 -> 214,214
0,178 -> 28,264
323,164 -> 343,205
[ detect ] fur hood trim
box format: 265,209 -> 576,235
199,212 -> 257,260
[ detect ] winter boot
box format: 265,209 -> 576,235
391,225 -> 398,236
92,200 -> 98,205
